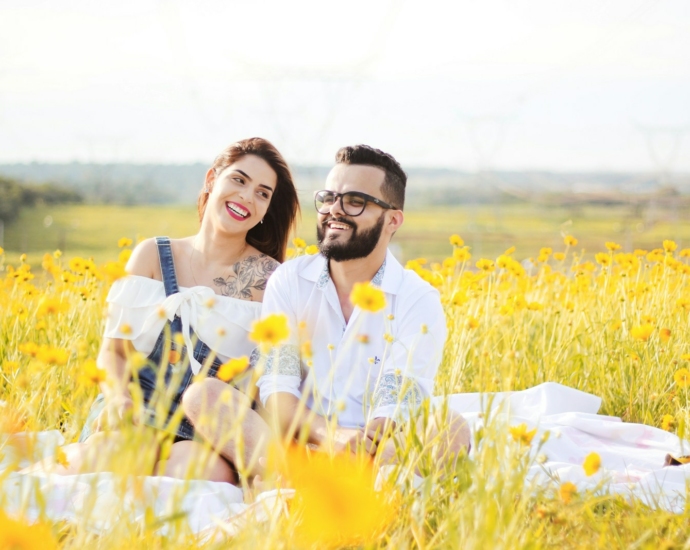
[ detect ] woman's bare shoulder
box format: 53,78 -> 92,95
125,238 -> 162,280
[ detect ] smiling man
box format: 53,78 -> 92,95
183,145 -> 470,475
253,145 -> 471,456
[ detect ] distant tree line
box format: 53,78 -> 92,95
0,176 -> 83,223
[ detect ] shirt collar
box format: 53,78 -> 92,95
302,250 -> 404,295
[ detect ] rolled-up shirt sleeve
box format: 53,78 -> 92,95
370,287 -> 446,422
255,265 -> 303,406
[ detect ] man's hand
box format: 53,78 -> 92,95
331,427 -> 378,455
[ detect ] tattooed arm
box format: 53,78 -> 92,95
213,254 -> 280,301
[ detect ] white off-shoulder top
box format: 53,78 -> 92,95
103,275 -> 261,374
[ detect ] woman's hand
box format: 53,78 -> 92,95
92,393 -> 135,432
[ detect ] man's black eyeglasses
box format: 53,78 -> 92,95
314,190 -> 397,217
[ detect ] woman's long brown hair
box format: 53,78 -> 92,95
197,138 -> 300,263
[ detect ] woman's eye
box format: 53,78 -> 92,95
234,177 -> 244,184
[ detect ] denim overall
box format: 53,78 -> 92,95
79,237 -> 225,442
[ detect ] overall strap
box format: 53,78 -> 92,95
155,237 -> 180,297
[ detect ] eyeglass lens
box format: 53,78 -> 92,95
315,192 -> 366,215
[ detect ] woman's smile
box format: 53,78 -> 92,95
226,201 -> 250,221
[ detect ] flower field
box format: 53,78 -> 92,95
2,233 -> 690,548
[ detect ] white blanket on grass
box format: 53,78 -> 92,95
1,382 -> 687,535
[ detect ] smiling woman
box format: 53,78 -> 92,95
23,138 -> 300,486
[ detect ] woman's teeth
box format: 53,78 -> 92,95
227,203 -> 249,218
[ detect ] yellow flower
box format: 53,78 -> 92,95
0,511 -> 57,549
466,316 -> 479,329
279,446 -> 397,547
661,414 -> 675,431
449,234 -> 464,247
499,303 -> 514,316
451,291 -> 468,306
553,252 -> 565,261
0,246 -> 4,255
453,247 -> 471,262
292,237 -> 307,248
36,346 -> 70,366
217,356 -> 250,382
595,253 -> 611,266
559,481 -> 577,504
350,282 -> 386,313
674,368 -> 690,388
301,340 -> 313,358
504,246 -> 516,255
119,323 -> 133,335
250,314 -> 290,347
527,302 -> 543,311
605,242 -> 621,252
102,261 -> 127,282
476,259 -> 495,272
118,249 -> 132,264
509,423 -> 537,445
53,249 -> 62,259
564,235 -> 578,247
659,328 -> 671,343
1,360 -> 20,373
681,354 -> 690,361
54,446 -> 70,468
356,334 -> 370,344
679,248 -> 690,258
630,324 -> 654,341
118,237 -> 133,248
305,245 -> 319,255
663,240 -> 677,253
37,297 -> 69,317
583,452 -> 601,476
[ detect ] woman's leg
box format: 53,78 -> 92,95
20,431 -> 127,475
156,439 -> 237,483
182,379 -> 272,479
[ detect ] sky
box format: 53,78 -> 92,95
1,0 -> 689,172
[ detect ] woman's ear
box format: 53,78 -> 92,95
204,168 -> 216,193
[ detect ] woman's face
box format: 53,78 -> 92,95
205,154 -> 277,233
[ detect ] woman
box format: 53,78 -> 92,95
25,137 -> 299,484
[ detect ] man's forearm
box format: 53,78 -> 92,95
264,392 -> 330,445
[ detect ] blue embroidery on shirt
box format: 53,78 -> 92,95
251,345 -> 301,378
317,259 -> 386,290
372,372 -> 422,409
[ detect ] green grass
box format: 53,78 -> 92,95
2,202 -> 690,267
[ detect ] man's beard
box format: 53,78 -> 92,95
317,212 -> 385,262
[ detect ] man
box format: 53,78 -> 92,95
183,145 -> 470,476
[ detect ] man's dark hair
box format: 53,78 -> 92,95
334,145 -> 407,211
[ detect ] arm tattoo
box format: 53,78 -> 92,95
213,254 -> 279,300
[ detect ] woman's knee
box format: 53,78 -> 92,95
182,379 -> 251,425
159,440 -> 236,483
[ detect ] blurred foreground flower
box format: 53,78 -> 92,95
559,481 -> 577,503
280,446 -> 397,548
250,314 -> 290,348
509,423 -> 537,446
583,452 -> 601,476
217,356 -> 249,382
350,282 -> 386,313
0,511 -> 57,549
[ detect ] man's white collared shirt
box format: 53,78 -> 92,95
255,250 -> 447,429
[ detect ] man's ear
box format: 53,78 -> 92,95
387,210 -> 404,234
